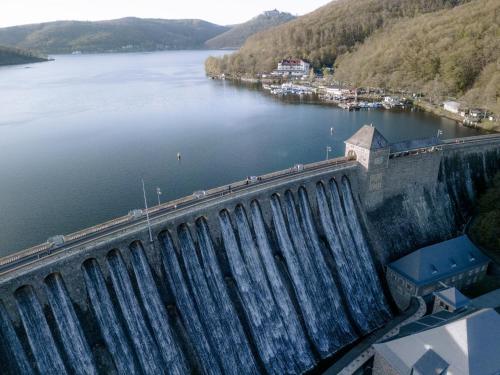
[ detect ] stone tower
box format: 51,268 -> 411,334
345,125 -> 390,208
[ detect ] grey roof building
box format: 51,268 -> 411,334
471,288 -> 500,310
433,287 -> 470,313
373,308 -> 500,375
345,125 -> 390,150
386,236 -> 490,309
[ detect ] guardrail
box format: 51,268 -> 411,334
0,156 -> 354,269
2,132 -> 498,271
389,133 -> 500,159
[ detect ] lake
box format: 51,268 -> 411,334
0,50 -> 483,256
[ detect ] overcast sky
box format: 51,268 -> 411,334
1,0 -> 331,27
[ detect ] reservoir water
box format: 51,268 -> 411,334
0,50 -> 482,256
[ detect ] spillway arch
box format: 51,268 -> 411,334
2,130 -> 500,374
0,173 -> 394,374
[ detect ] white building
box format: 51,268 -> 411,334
443,101 -> 460,114
325,87 -> 351,97
373,308 -> 500,375
273,59 -> 310,77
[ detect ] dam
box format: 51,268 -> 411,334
0,126 -> 499,374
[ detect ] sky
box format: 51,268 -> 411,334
1,0 -> 331,28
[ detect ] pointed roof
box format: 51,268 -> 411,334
374,308 -> 500,375
412,349 -> 449,375
345,125 -> 390,150
434,287 -> 470,309
388,235 -> 490,286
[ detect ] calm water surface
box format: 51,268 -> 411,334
0,51 -> 483,255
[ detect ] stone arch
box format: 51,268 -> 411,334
347,149 -> 357,160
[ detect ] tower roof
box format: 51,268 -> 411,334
345,125 -> 389,150
434,287 -> 470,309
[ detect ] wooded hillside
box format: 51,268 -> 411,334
204,10 -> 295,49
334,0 -> 500,114
0,18 -> 229,54
0,45 -> 48,66
205,0 -> 470,75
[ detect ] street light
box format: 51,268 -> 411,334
326,146 -> 332,160
141,178 -> 153,243
156,187 -> 162,206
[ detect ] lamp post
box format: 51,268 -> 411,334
156,187 -> 162,206
141,178 -> 153,242
326,146 -> 332,160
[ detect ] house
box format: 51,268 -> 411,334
323,87 -> 352,99
383,96 -> 403,108
432,287 -> 470,313
273,59 -> 310,77
443,100 -> 460,114
386,235 -> 490,310
373,308 -> 500,375
469,108 -> 485,119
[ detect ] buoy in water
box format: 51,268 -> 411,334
177,152 -> 181,160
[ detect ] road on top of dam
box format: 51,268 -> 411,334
0,157 -> 358,277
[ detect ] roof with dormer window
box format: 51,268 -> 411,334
388,235 -> 490,286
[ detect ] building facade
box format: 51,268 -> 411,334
373,308 -> 500,375
432,287 -> 470,313
443,100 -> 460,114
386,235 -> 490,310
344,125 -> 391,207
273,59 -> 310,76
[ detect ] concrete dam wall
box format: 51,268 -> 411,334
0,129 -> 499,374
365,137 -> 500,264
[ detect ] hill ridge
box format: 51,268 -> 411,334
204,10 -> 295,50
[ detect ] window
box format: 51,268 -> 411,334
431,264 -> 438,274
450,258 -> 457,268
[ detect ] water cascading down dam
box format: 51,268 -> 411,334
1,126 -> 499,374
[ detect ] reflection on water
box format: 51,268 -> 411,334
0,50 -> 483,255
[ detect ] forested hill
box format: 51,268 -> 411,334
0,45 -> 48,66
0,18 -> 229,54
204,10 -> 295,49
205,0 -> 471,75
334,0 -> 500,114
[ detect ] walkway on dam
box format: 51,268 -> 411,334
0,156 -> 356,275
2,131 -> 499,276
324,297 -> 426,375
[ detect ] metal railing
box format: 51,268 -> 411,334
0,156 -> 354,270
389,132 -> 500,159
2,132 -> 498,271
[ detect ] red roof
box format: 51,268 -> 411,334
279,59 -> 306,65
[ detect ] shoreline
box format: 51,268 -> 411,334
215,76 -> 500,133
